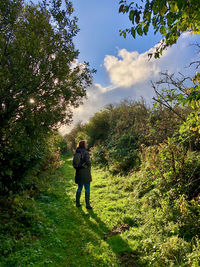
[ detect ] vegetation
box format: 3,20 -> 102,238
119,0 -> 200,58
1,155 -> 199,266
64,54 -> 200,265
0,0 -> 93,194
66,84 -> 198,172
0,0 -> 200,266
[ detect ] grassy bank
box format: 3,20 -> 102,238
0,157 -> 137,266
0,156 -> 199,266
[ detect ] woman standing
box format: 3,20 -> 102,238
73,140 -> 92,209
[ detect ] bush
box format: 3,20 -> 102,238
0,132 -> 63,195
105,133 -> 140,173
140,141 -> 200,199
90,145 -> 108,167
91,133 -> 140,173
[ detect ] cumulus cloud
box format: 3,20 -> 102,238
59,84 -> 106,135
182,32 -> 192,38
103,34 -> 199,89
59,34 -> 200,135
95,83 -> 119,93
104,47 -> 161,87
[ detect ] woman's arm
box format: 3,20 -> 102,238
73,152 -> 81,169
84,151 -> 91,167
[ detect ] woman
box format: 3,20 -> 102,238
73,140 -> 92,209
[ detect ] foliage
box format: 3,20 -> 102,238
140,141 -> 200,199
152,71 -> 200,149
1,1 -> 200,265
90,145 -> 108,167
132,145 -> 200,265
84,109 -> 110,147
179,73 -> 200,142
2,155 -> 200,266
91,133 -> 140,173
64,122 -> 84,151
119,0 -> 200,58
0,0 -> 93,194
57,135 -> 68,155
0,131 -> 65,195
107,99 -> 149,139
68,98 -> 189,173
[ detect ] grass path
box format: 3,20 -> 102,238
1,157 -> 141,266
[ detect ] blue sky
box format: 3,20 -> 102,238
72,0 -> 162,86
59,0 -> 200,134
29,0 -> 200,134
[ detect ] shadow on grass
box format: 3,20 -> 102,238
63,157 -> 140,266
0,156 -> 139,267
78,208 -> 139,267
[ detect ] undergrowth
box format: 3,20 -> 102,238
0,153 -> 199,266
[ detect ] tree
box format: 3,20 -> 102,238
152,71 -> 200,149
0,0 -> 93,193
84,110 -> 111,147
119,0 -> 200,58
119,1 -> 200,138
64,122 -> 83,151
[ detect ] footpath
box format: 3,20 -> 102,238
1,157 -> 139,266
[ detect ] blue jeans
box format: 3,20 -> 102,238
77,183 -> 90,193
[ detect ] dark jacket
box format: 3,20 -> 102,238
73,148 -> 92,185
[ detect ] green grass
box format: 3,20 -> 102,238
1,156 -> 200,266
0,157 -> 141,266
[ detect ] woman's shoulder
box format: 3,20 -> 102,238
82,149 -> 90,158
76,148 -> 89,155
83,149 -> 90,155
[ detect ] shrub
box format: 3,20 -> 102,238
140,141 -> 200,199
106,133 -> 140,173
90,145 -> 108,167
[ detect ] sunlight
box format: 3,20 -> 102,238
29,98 -> 35,104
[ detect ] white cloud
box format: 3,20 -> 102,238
104,47 -> 161,87
95,83 -> 119,93
104,34 -> 200,89
182,32 -> 192,38
59,34 -> 200,135
59,84 -> 106,135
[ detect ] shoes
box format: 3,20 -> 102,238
76,191 -> 93,209
76,191 -> 81,207
85,192 -> 92,209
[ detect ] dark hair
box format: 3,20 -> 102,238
77,140 -> 87,149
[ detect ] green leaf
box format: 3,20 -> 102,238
119,0 -> 200,58
144,12 -> 151,22
119,5 -> 124,13
131,27 -> 136,38
170,2 -> 179,13
178,94 -> 184,100
143,25 -> 149,35
177,0 -> 183,10
137,26 -> 143,36
5,169 -> 13,176
160,5 -> 167,16
129,10 -> 135,22
135,13 -> 140,24
160,26 -> 166,35
154,52 -> 160,59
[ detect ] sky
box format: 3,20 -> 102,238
30,0 -> 200,135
